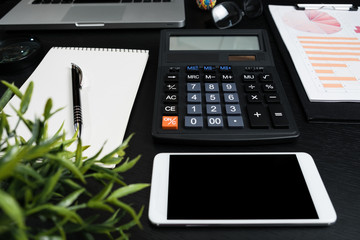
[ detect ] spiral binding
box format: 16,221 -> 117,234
53,46 -> 149,53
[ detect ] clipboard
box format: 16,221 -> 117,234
265,3 -> 360,123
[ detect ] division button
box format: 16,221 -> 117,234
162,116 -> 178,130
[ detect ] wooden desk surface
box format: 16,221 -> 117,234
0,0 -> 359,239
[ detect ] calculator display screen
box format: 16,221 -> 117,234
169,36 -> 260,51
167,154 -> 318,220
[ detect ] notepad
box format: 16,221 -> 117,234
4,47 -> 149,161
269,5 -> 360,102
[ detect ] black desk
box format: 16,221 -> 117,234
0,0 -> 359,239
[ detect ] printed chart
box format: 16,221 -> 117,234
269,5 -> 360,102
283,10 -> 342,34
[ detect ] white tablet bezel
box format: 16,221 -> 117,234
148,152 -> 337,226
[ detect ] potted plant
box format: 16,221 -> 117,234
0,81 -> 149,240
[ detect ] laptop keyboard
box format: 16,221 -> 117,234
32,0 -> 171,4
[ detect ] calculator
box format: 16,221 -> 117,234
152,29 -> 299,144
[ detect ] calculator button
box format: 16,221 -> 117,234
247,93 -> 263,103
222,83 -> 237,92
204,74 -> 217,81
224,93 -> 239,103
247,105 -> 270,128
185,116 -> 203,128
265,93 -> 280,103
206,93 -> 220,103
206,104 -> 222,115
259,73 -> 272,82
205,83 -> 219,92
244,83 -> 260,92
227,116 -> 244,128
163,105 -> 178,115
221,73 -> 234,81
186,65 -> 200,72
219,65 -> 232,72
162,116 -> 178,130
241,74 -> 256,82
203,65 -> 216,72
207,116 -> 224,128
187,82 -> 201,92
225,104 -> 242,115
164,82 -> 178,92
163,94 -> 178,103
262,83 -> 276,92
186,74 -> 201,81
187,93 -> 202,103
268,104 -> 289,128
187,104 -> 202,115
166,74 -> 178,81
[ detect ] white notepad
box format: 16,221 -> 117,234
4,47 -> 149,160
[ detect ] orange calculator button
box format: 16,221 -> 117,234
162,116 -> 178,130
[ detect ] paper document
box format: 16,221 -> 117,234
3,47 -> 149,164
269,5 -> 360,102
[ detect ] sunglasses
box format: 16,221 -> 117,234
212,0 -> 264,29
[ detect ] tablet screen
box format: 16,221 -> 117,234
167,154 -> 318,220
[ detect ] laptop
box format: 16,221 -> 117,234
0,0 -> 185,30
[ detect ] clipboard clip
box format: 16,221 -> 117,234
296,4 -> 358,11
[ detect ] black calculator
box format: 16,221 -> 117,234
152,29 -> 299,144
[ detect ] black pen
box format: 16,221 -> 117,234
71,63 -> 83,139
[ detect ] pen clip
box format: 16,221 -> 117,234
296,4 -> 358,11
71,63 -> 83,89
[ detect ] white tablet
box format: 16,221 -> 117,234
148,152 -> 336,226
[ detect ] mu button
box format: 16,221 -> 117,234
162,116 -> 178,130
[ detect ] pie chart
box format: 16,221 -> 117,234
282,10 -> 342,34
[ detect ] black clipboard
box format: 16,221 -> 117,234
264,3 -> 360,123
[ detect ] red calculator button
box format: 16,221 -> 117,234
162,116 -> 178,130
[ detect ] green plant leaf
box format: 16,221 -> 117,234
0,146 -> 22,181
117,206 -> 144,231
38,169 -> 63,204
107,198 -> 141,228
57,188 -> 85,207
20,81 -> 33,114
43,98 -> 53,121
0,189 -> 25,229
1,81 -> 23,99
107,183 -> 149,200
92,181 -> 114,202
113,155 -> 141,173
87,201 -> 114,213
74,139 -> 83,168
0,87 -> 13,111
46,205 -> 84,225
46,154 -> 86,183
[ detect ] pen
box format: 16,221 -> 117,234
71,63 -> 83,139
